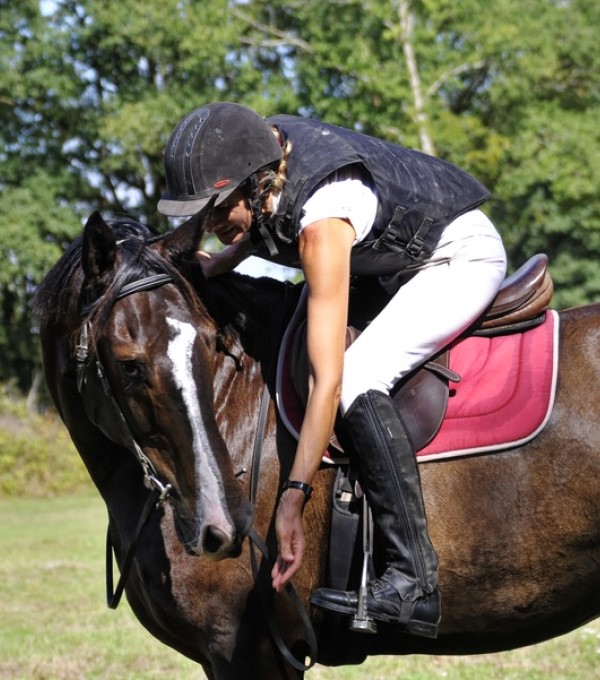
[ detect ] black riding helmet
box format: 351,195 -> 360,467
157,102 -> 283,217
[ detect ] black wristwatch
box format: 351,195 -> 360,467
281,479 -> 314,500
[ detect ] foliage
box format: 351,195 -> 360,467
1,0 -> 599,391
240,0 -> 600,309
0,383 -> 91,497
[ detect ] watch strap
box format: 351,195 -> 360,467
281,479 -> 313,500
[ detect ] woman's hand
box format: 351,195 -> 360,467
194,233 -> 254,279
271,490 -> 306,592
195,250 -> 222,279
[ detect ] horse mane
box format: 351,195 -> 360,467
201,271 -> 300,350
33,219 -> 205,347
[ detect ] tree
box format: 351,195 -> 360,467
1,0 -> 599,394
0,0 -> 264,393
1,1 -> 81,392
237,0 -> 600,306
485,0 -> 600,306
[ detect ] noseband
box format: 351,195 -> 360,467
75,272 -> 174,500
74,272 -> 178,608
74,268 -> 318,669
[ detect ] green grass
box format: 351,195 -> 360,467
0,495 -> 202,679
2,495 -> 600,679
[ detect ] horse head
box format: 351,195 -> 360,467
77,211 -> 254,559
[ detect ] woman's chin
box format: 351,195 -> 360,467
220,231 -> 244,245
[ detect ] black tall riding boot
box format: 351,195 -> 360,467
310,390 -> 441,638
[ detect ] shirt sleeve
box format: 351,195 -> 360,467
299,168 -> 378,244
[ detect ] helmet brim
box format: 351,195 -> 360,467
158,185 -> 238,217
157,194 -> 213,217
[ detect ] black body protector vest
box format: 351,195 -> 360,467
251,115 -> 490,278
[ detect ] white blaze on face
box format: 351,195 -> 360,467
166,317 -> 233,542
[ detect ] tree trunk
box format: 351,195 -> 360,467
397,0 -> 436,156
27,369 -> 41,415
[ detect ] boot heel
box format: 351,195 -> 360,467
405,589 -> 441,638
406,618 -> 439,638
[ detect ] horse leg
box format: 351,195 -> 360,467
210,640 -> 306,680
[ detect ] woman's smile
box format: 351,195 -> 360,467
214,222 -> 242,243
205,188 -> 252,244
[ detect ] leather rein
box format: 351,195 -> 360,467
74,271 -> 317,669
75,273 -> 175,608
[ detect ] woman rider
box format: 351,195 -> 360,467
157,102 -> 507,639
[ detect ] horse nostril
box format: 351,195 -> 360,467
203,526 -> 231,554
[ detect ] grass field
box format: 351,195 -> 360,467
1,495 -> 600,679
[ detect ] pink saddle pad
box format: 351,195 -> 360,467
417,310 -> 559,461
276,290 -> 559,463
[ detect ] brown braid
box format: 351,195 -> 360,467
257,127 -> 292,214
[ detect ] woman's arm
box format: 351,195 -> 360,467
271,217 -> 355,591
195,232 -> 255,278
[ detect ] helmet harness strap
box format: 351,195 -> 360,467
248,172 -> 280,257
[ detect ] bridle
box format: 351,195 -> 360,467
75,273 -> 175,609
74,269 -> 317,670
75,272 -> 174,502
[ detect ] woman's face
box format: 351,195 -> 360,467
204,187 -> 252,245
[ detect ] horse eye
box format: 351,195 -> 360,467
120,360 -> 142,381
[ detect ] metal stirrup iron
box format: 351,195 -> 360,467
349,493 -> 377,634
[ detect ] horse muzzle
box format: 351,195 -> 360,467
175,498 -> 255,560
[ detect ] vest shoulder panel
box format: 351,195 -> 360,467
256,115 -> 489,275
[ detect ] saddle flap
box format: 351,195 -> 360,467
391,357 -> 450,451
278,288 -> 449,458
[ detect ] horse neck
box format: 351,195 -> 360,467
206,275 -> 299,474
204,273 -> 300,376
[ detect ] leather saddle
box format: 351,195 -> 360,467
287,253 -> 554,455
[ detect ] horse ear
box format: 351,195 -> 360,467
162,213 -> 205,261
82,211 -> 117,280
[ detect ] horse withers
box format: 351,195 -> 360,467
34,212 -> 600,678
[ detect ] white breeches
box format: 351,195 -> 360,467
340,210 -> 507,414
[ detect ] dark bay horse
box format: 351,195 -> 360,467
34,212 -> 600,678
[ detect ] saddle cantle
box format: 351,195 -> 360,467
276,254 -> 555,458
478,253 -> 553,332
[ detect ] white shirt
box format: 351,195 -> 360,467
271,168 -> 378,245
272,167 -> 500,260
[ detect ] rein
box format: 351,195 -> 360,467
245,282 -> 319,672
75,267 -> 317,669
248,386 -> 318,673
76,272 -> 174,609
